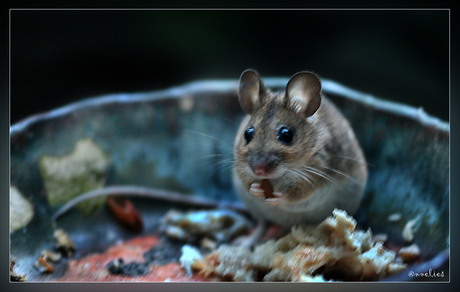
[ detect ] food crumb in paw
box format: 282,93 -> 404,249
259,179 -> 274,199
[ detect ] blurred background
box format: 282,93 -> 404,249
10,9 -> 449,123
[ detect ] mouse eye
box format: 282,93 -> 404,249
277,127 -> 294,145
244,127 -> 255,144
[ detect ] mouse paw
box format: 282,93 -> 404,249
249,183 -> 266,199
265,194 -> 282,206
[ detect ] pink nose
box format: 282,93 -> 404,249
254,166 -> 267,176
251,153 -> 279,177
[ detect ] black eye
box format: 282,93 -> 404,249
244,127 -> 255,144
277,127 -> 294,144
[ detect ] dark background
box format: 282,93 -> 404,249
10,9 -> 449,124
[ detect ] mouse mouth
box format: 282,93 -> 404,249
251,165 -> 283,179
254,166 -> 269,177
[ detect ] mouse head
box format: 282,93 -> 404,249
235,69 -> 322,179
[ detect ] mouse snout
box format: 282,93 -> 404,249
250,153 -> 280,177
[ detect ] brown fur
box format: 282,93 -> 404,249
233,70 -> 368,226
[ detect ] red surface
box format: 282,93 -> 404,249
57,235 -> 208,282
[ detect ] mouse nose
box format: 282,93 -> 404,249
251,153 -> 279,177
254,165 -> 268,176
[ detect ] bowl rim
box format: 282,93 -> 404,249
10,77 -> 449,135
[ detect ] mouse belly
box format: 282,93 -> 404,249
233,175 -> 365,227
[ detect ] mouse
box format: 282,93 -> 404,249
232,69 -> 368,228
52,69 -> 367,246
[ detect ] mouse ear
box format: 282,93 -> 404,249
238,69 -> 267,115
285,72 -> 322,118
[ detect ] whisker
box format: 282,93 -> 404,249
214,158 -> 236,175
294,169 -> 315,186
180,141 -> 234,154
302,166 -> 339,186
234,165 -> 252,178
183,129 -> 234,148
286,169 -> 316,188
190,153 -> 225,160
329,155 -> 373,167
290,170 -> 313,184
319,165 -> 359,185
223,117 -> 243,127
185,153 -> 227,166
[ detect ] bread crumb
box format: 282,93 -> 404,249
373,234 -> 388,243
398,244 -> 421,262
201,237 -> 217,251
41,250 -> 62,263
180,245 -> 203,276
10,258 -> 27,282
402,216 -> 421,242
192,209 -> 406,282
388,213 -> 402,222
54,229 -> 75,257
